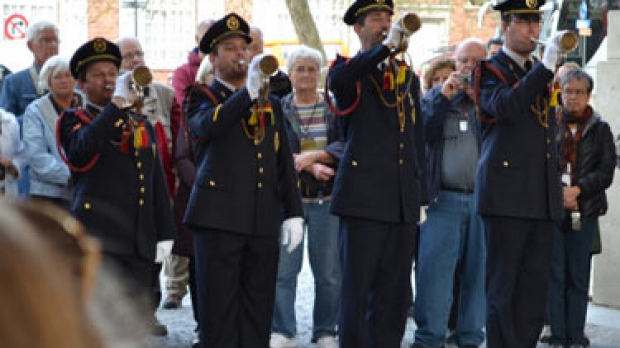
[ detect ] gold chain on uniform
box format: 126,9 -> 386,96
368,57 -> 415,132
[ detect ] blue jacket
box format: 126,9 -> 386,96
23,94 -> 72,200
474,50 -> 562,220
183,80 -> 303,237
421,87 -> 481,203
328,45 -> 427,223
58,103 -> 176,259
0,64 -> 41,118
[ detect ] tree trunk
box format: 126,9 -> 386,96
284,0 -> 326,61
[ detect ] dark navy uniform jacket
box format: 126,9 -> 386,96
475,50 -> 562,220
328,44 -> 427,224
59,103 -> 177,260
183,80 -> 303,237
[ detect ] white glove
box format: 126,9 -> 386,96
246,53 -> 266,100
382,21 -> 408,50
419,205 -> 428,225
542,35 -> 562,71
113,71 -> 132,101
155,240 -> 174,263
281,217 -> 304,253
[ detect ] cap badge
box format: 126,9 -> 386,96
93,38 -> 107,53
227,16 -> 240,30
526,0 -> 538,9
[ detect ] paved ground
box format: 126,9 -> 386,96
149,248 -> 620,348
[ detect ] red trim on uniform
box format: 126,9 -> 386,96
55,109 -> 100,173
324,56 -> 362,117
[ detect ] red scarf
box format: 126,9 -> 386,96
560,105 -> 593,181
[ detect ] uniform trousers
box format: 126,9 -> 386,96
194,228 -> 279,348
483,216 -> 554,348
338,217 -> 416,348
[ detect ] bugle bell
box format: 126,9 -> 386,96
132,65 -> 153,89
401,12 -> 421,35
258,54 -> 279,76
530,30 -> 579,53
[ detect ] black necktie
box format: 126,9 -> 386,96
524,60 -> 533,72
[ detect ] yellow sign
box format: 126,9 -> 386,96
579,28 -> 592,37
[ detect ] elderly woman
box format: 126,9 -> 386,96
23,55 -> 78,206
269,46 -> 342,348
422,57 -> 456,93
547,69 -> 615,348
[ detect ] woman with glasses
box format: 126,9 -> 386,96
547,69 -> 615,348
270,45 -> 343,348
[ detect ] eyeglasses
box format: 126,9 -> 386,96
563,88 -> 588,97
292,65 -> 318,75
122,51 -> 145,60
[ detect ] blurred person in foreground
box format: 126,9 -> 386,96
0,199 -> 104,348
57,37 -> 176,336
23,55 -> 76,207
547,69 -> 615,348
270,45 -> 342,348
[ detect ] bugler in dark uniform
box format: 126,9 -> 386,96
57,37 -> 176,333
328,1 -> 426,346
183,13 -> 303,348
473,0 -> 563,346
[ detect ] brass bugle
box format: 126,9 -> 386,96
132,65 -> 153,88
530,31 -> 579,52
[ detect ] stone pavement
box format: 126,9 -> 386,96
150,249 -> 620,348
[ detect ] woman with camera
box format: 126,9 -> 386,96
270,45 -> 343,348
547,69 -> 616,348
23,55 -> 78,207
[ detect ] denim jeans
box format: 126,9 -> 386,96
548,216 -> 596,347
414,190 -> 486,347
272,201 -> 341,339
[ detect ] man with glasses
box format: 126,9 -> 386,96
474,0 -> 564,347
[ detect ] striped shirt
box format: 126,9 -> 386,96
291,99 -> 328,152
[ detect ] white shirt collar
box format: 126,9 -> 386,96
502,46 -> 532,70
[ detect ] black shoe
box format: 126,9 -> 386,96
459,345 -> 479,348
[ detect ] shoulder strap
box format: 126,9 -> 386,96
474,60 -> 520,125
180,82 -> 220,146
55,109 -> 100,173
324,55 -> 362,117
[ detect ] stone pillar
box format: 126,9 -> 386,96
592,10 -> 620,309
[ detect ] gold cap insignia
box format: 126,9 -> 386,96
227,16 -> 240,30
526,0 -> 538,9
376,0 -> 386,3
93,38 -> 106,53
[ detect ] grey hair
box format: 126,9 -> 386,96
27,21 -> 58,42
560,69 -> 594,94
286,45 -> 323,74
39,55 -> 71,91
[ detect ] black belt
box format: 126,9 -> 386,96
442,186 -> 474,194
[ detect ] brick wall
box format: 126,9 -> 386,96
448,0 -> 500,46
88,0 -> 119,40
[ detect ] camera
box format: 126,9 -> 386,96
457,73 -> 471,86
0,163 -> 5,181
